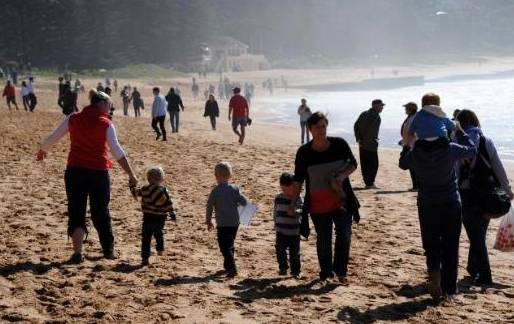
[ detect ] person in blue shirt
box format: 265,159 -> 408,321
406,93 -> 455,142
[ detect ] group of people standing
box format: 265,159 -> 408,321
2,77 -> 37,111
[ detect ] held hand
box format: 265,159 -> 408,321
228,116 -> 231,121
36,149 -> 47,162
206,222 -> 214,232
129,176 -> 138,187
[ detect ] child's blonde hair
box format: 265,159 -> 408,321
147,166 -> 165,183
214,161 -> 232,179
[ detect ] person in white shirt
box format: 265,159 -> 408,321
20,81 -> 30,111
151,87 -> 167,141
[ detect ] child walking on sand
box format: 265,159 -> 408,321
273,172 -> 303,277
206,161 -> 248,277
130,167 -> 176,265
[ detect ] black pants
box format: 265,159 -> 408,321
28,93 -> 37,111
359,147 -> 379,186
209,116 -> 216,130
311,208 -> 352,280
461,190 -> 492,282
217,226 -> 238,271
276,233 -> 301,274
409,168 -> 418,189
64,167 -> 114,255
418,200 -> 462,295
141,214 -> 166,259
151,115 -> 166,139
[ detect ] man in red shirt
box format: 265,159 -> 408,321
228,87 -> 249,144
2,80 -> 18,110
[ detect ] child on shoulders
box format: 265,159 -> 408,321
130,167 -> 176,266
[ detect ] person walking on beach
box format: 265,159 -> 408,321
456,109 -> 514,286
121,86 -> 130,116
290,112 -> 360,283
399,96 -> 478,301
191,79 -> 200,100
165,88 -> 184,133
400,101 -> 418,190
354,99 -> 384,189
36,90 -> 137,263
204,94 -> 219,130
27,77 -> 37,111
58,83 -> 77,115
130,87 -> 144,117
228,87 -> 249,145
298,98 -> 312,144
151,87 -> 167,141
2,80 -> 18,110
21,81 -> 30,111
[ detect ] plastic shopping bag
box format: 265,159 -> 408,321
494,205 -> 514,251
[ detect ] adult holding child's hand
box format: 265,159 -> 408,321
36,90 -> 137,263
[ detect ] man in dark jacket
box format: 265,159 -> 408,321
354,99 -> 384,188
58,83 -> 77,115
399,128 -> 477,301
165,88 -> 185,133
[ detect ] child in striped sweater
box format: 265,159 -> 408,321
130,167 -> 176,265
274,172 -> 303,277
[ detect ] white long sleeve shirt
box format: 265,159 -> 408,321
41,116 -> 125,160
152,94 -> 167,118
27,81 -> 35,94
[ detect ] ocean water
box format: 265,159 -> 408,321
257,78 -> 514,159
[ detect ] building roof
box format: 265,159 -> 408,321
208,36 -> 249,49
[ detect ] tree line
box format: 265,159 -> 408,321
1,0 -> 514,71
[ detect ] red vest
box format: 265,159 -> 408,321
68,105 -> 113,170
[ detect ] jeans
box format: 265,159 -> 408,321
141,214 -> 166,259
64,167 -> 114,255
170,110 -> 180,132
276,233 -> 301,274
359,147 -> 379,186
209,116 -> 216,130
217,226 -> 238,271
418,200 -> 462,295
461,190 -> 492,282
151,115 -> 166,139
300,121 -> 310,144
22,95 -> 29,111
311,208 -> 352,280
123,101 -> 129,115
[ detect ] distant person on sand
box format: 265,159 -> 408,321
113,79 -> 118,92
228,87 -> 249,144
456,109 -> 514,286
399,93 -> 478,301
130,87 -> 144,117
290,112 -> 360,283
11,68 -> 18,85
165,88 -> 184,133
121,86 -> 130,116
191,79 -> 200,100
354,99 -> 384,189
58,77 -> 65,102
96,82 -> 104,92
2,80 -> 18,110
204,94 -> 219,130
27,77 -> 37,111
206,161 -> 248,278
151,87 -> 167,141
298,98 -> 312,144
104,87 -> 115,119
274,172 -> 303,277
37,90 -> 137,263
130,167 -> 176,266
21,81 -> 30,111
58,83 -> 77,115
400,101 -> 418,190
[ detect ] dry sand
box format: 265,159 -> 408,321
1,61 -> 514,323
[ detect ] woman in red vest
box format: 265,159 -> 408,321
37,90 -> 137,263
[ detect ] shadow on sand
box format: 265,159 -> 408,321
154,270 -> 227,286
0,260 -> 63,277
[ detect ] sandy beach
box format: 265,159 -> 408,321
1,60 -> 514,323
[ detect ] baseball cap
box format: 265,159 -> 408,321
372,99 -> 385,106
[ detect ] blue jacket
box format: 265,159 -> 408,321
399,130 -> 477,207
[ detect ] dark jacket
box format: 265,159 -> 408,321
354,108 -> 381,151
399,130 -> 477,207
165,93 -> 184,112
204,100 -> 219,117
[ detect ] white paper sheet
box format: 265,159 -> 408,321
238,201 -> 258,226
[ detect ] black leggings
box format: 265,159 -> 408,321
151,115 -> 166,139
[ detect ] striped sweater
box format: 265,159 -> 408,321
130,183 -> 176,219
273,193 -> 303,236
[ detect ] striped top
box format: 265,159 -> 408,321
273,193 -> 303,236
130,183 -> 176,219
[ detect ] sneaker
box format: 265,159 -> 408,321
337,275 -> 349,286
278,269 -> 288,276
291,272 -> 301,279
226,269 -> 238,278
104,250 -> 119,260
365,185 -> 378,189
162,138 -> 167,141
68,252 -> 84,264
156,134 -> 161,140
443,294 -> 457,304
428,270 -> 442,300
141,258 -> 149,266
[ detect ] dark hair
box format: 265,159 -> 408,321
279,172 -> 294,186
152,87 -> 160,93
456,109 -> 481,128
306,111 -> 328,129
